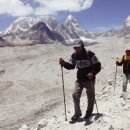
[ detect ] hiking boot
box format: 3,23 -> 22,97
120,94 -> 123,98
120,92 -> 127,98
71,114 -> 82,121
84,113 -> 91,119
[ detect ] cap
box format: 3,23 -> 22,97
73,40 -> 84,48
126,47 -> 130,51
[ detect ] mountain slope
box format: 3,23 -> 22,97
100,28 -> 118,37
20,22 -> 65,44
60,15 -> 93,41
0,38 -> 130,130
118,27 -> 130,38
3,17 -> 36,35
124,16 -> 130,27
0,36 -> 6,47
3,16 -> 58,36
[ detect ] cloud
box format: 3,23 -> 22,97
34,0 -> 93,15
0,0 -> 33,16
35,7 -> 57,16
0,0 -> 93,16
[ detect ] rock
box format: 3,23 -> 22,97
109,125 -> 114,130
108,80 -> 113,86
19,125 -> 29,130
121,100 -> 126,106
37,119 -> 49,130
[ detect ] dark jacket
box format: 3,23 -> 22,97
116,55 -> 130,74
63,49 -> 101,82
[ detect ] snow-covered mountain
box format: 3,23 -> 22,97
0,37 -> 4,42
60,15 -> 93,41
2,15 -> 93,45
89,32 -> 102,39
36,16 -> 58,31
0,36 -> 6,47
118,26 -> 130,38
7,14 -> 130,44
2,16 -> 62,44
90,29 -> 118,38
91,16 -> 130,39
20,22 -> 65,44
0,31 -> 3,36
2,14 -> 130,45
124,16 -> 130,27
100,28 -> 118,38
3,17 -> 36,35
117,16 -> 130,38
3,16 -> 58,36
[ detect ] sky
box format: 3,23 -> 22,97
0,0 -> 130,32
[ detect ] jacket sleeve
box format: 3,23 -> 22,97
116,56 -> 124,66
88,51 -> 101,75
63,54 -> 76,70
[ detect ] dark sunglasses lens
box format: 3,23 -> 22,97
74,47 -> 80,49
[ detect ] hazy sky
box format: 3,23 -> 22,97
0,0 -> 130,32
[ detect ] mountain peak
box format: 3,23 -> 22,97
31,22 -> 47,31
67,15 -> 74,20
63,15 -> 92,39
107,28 -> 117,32
15,16 -> 34,22
124,16 -> 130,27
66,15 -> 77,22
65,15 -> 78,26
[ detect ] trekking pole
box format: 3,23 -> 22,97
61,66 -> 67,121
114,57 -> 119,92
94,97 -> 99,114
90,81 -> 99,114
114,64 -> 117,92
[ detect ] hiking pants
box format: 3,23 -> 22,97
123,73 -> 130,92
72,80 -> 95,116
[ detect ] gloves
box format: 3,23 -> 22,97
116,60 -> 120,65
87,72 -> 94,80
59,58 -> 65,66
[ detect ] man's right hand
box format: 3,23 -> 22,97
59,58 -> 65,66
116,60 -> 119,65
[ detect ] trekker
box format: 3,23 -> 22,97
59,40 -> 101,121
116,47 -> 130,96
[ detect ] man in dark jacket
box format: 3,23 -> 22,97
116,47 -> 130,96
59,40 -> 101,121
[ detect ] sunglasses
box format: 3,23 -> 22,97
74,47 -> 81,49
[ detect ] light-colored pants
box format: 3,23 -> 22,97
72,80 -> 95,116
123,73 -> 130,92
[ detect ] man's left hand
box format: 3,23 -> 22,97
87,72 -> 94,80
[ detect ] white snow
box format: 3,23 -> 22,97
124,16 -> 130,27
3,16 -> 57,35
0,38 -> 130,130
80,36 -> 97,45
66,15 -> 74,21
